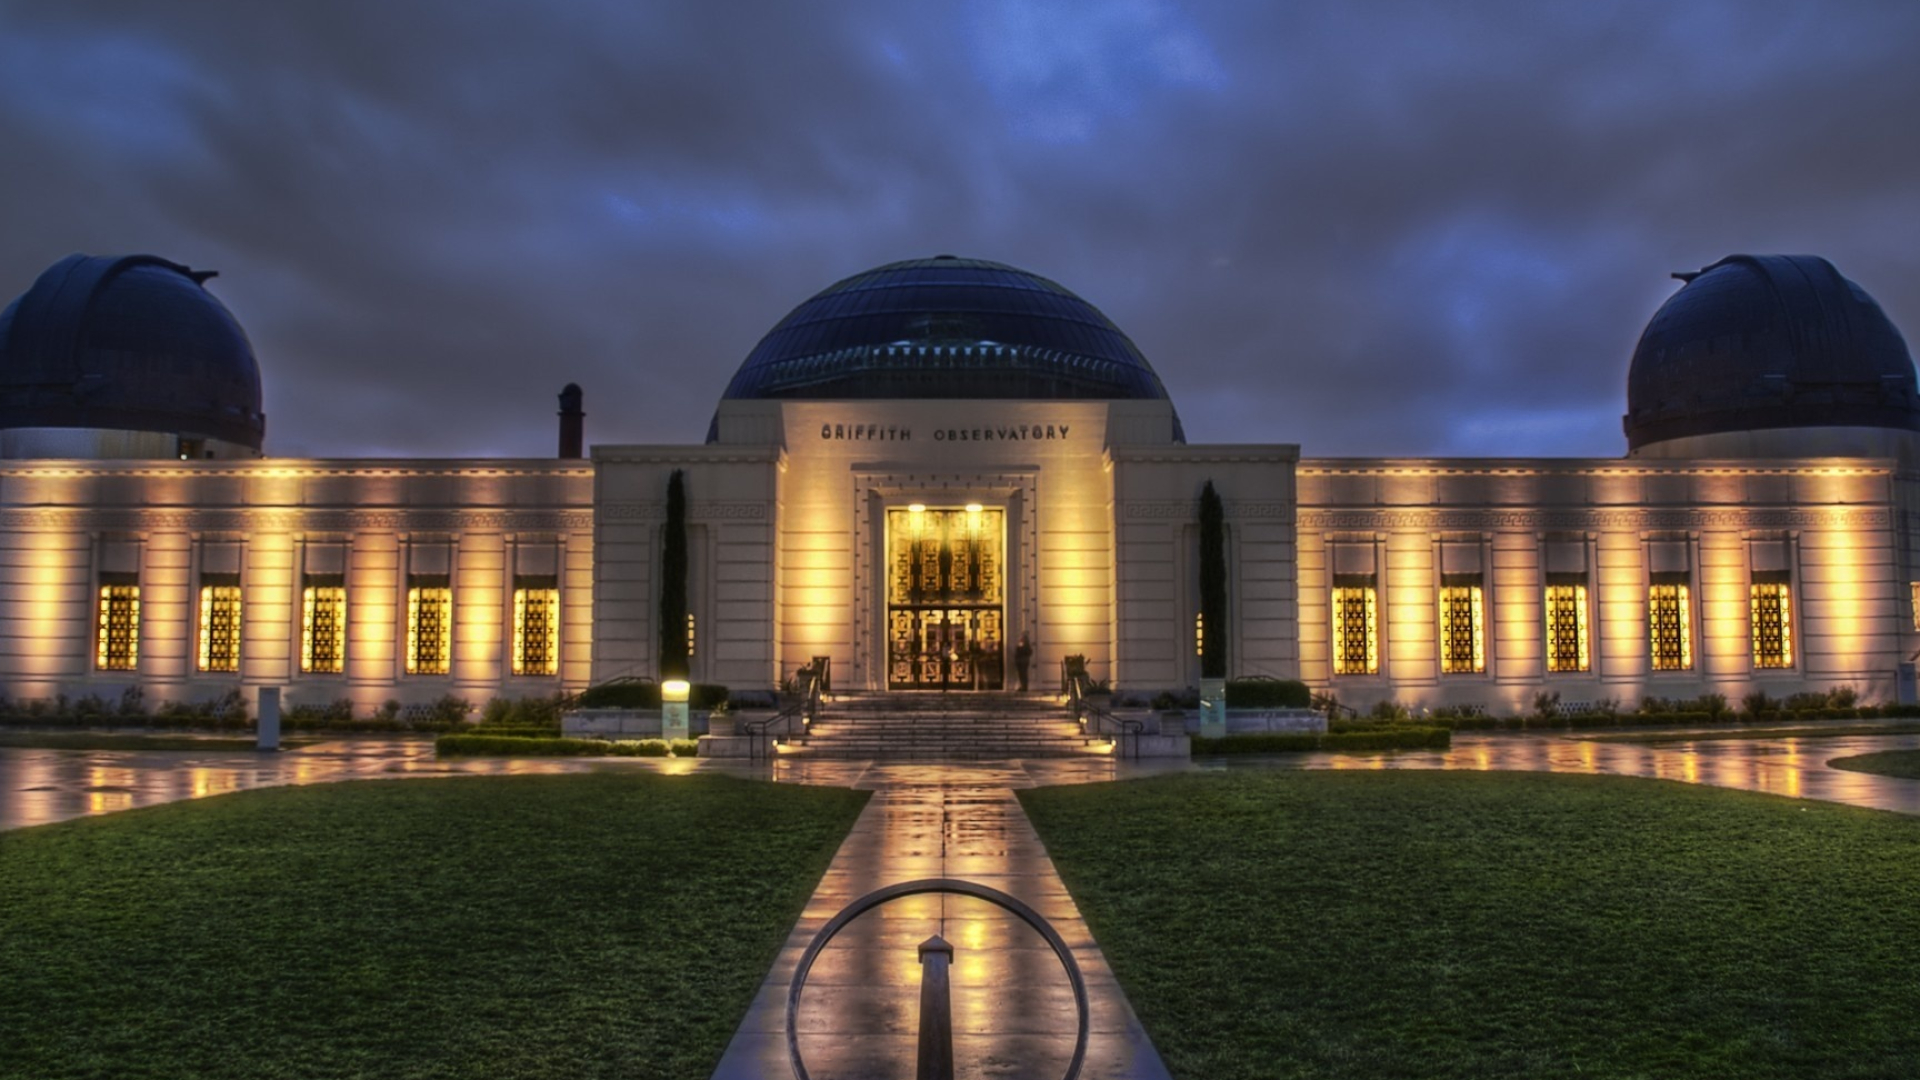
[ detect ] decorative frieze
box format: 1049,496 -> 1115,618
1296,507 -> 1890,531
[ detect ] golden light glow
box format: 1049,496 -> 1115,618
406,587 -> 452,675
301,586 -> 347,674
1912,582 -> 1920,631
1194,611 -> 1204,657
1750,583 -> 1793,669
1544,584 -> 1589,673
1438,585 -> 1484,674
1648,584 -> 1691,671
95,585 -> 139,671
1331,586 -> 1377,675
197,585 -> 242,673
908,503 -> 926,513
686,611 -> 697,659
662,678 -> 690,702
965,502 -> 983,513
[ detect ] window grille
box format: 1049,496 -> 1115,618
1648,583 -> 1691,671
512,588 -> 559,676
1439,585 -> 1484,674
96,585 -> 140,671
1332,586 -> 1378,675
198,584 -> 242,673
301,586 -> 346,674
1751,582 -> 1793,669
406,587 -> 452,675
1545,584 -> 1589,673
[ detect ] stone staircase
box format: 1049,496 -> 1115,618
781,691 -> 1108,760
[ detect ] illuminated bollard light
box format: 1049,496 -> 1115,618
662,678 -> 690,742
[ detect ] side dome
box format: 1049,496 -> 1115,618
719,255 -> 1183,436
0,254 -> 265,456
1624,255 -> 1917,454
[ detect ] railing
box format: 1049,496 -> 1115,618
744,663 -> 824,761
1063,668 -> 1143,761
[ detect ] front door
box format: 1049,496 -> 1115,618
886,506 -> 1005,690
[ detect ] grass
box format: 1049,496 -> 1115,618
1828,748 -> 1920,779
1583,721 -> 1920,744
0,731 -> 321,751
0,772 -> 868,1080
1020,770 -> 1920,1080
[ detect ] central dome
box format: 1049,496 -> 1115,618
720,255 -> 1181,431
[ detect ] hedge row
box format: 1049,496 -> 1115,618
1193,726 -> 1451,755
434,735 -> 700,758
1421,704 -> 1920,731
1223,679 -> 1313,709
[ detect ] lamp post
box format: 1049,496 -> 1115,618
662,678 -> 690,742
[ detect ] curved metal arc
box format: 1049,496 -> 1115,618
786,877 -> 1090,1080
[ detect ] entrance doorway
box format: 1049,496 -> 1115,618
886,505 -> 1005,690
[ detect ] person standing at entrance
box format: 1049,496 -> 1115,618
1015,633 -> 1033,692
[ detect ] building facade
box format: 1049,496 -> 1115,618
1,252 -> 1915,717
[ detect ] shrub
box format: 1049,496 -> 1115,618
1368,700 -> 1411,721
435,734 -> 700,758
1532,691 -> 1561,720
477,695 -> 564,731
1225,678 -> 1312,709
1152,688 -> 1199,711
1743,691 -> 1779,717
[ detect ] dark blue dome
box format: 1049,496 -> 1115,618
1625,255 -> 1917,451
0,254 -> 265,451
720,256 -> 1181,434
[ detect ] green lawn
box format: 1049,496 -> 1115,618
0,772 -> 867,1080
1828,748 -> 1920,779
1020,770 -> 1920,1080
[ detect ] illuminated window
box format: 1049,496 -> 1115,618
1912,582 -> 1920,631
95,582 -> 140,671
686,611 -> 697,659
198,582 -> 242,673
1648,582 -> 1692,671
1332,585 -> 1378,675
1194,611 -> 1204,657
1751,580 -> 1793,669
1544,583 -> 1589,673
512,587 -> 559,676
301,584 -> 346,674
406,586 -> 452,675
1438,584 -> 1484,674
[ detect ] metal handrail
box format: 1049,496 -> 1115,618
744,664 -> 823,761
1064,671 -> 1143,760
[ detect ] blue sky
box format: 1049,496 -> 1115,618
2,0 -> 1915,458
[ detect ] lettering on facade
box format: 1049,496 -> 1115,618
933,424 -> 1069,442
821,424 -> 913,441
818,421 -> 1074,442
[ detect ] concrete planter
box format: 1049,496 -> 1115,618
562,708 -> 710,738
697,734 -> 770,758
1224,708 -> 1327,734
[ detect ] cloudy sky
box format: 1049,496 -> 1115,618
2,0 -> 1916,458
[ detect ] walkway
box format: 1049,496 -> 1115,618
709,762 -> 1173,1080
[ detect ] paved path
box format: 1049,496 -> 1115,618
709,762 -> 1172,1080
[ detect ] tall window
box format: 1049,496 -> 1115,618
1332,579 -> 1378,675
302,581 -> 346,674
96,580 -> 140,671
198,580 -> 242,673
407,584 -> 452,675
512,586 -> 559,676
1751,577 -> 1793,669
1648,580 -> 1692,671
1439,582 -> 1485,674
1544,583 -> 1589,673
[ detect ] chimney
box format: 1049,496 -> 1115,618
558,383 -> 584,459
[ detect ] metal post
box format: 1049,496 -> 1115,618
916,934 -> 955,1080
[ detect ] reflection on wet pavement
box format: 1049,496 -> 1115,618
8,728 -> 1920,833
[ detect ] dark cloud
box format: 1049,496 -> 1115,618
2,0 -> 1916,458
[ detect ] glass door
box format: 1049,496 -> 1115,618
885,506 -> 1004,690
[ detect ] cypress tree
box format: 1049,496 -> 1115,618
660,469 -> 689,679
1199,480 -> 1227,678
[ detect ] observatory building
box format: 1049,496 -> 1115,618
0,252 -> 1915,717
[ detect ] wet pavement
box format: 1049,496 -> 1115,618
710,763 -> 1172,1080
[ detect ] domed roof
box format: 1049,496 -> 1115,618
720,255 -> 1181,433
0,254 -> 265,451
1624,254 -> 1917,451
